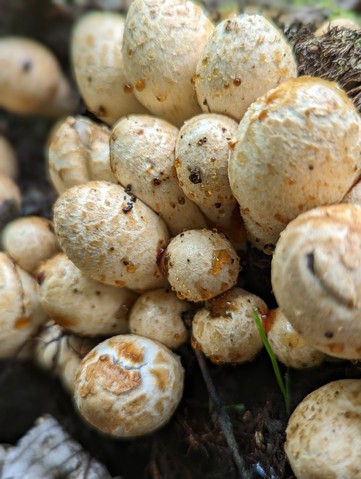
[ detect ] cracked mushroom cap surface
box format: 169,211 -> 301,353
53,181 -> 169,291
161,229 -> 240,302
122,0 -> 214,126
228,76 -> 361,250
73,334 -> 184,438
285,379 -> 361,479
271,204 -> 361,359
195,14 -> 297,122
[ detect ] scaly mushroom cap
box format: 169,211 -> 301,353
285,379 -> 361,479
53,181 -> 169,291
71,11 -> 147,125
110,114 -> 207,235
195,14 -> 297,121
73,334 -> 184,437
191,287 -> 266,364
271,204 -> 361,359
122,0 -> 214,126
228,76 -> 361,250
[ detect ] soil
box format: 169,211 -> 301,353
0,1 -> 361,478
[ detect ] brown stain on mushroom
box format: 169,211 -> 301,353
123,83 -> 134,94
210,249 -> 233,275
150,367 -> 170,391
261,309 -> 277,334
52,315 -> 74,329
108,338 -> 144,364
327,342 -> 345,354
135,79 -> 146,91
121,393 -> 147,414
208,288 -> 239,318
154,351 -> 169,365
198,286 -> 214,301
274,213 -> 290,225
14,316 -> 31,329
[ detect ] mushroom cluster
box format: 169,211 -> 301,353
1,0 -> 361,476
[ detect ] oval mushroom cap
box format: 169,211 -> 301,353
228,76 -> 361,250
271,204 -> 361,359
73,334 -> 184,437
285,379 -> 361,479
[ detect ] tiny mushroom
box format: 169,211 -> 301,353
47,115 -> 117,194
228,76 -> 361,250
1,216 -> 60,274
266,308 -> 325,369
73,334 -> 184,437
0,37 -> 76,116
271,204 -> 361,359
191,287 -> 266,364
110,114 -> 207,235
285,379 -> 361,479
38,253 -> 138,336
0,173 -> 22,229
0,135 -> 18,180
160,229 -> 240,302
71,10 -> 147,126
53,181 -> 169,291
122,0 -> 215,126
194,14 -> 297,122
314,17 -> 360,37
129,288 -> 190,349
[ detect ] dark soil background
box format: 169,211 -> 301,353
1,1 -> 361,478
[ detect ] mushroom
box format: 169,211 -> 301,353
110,114 -> 207,235
129,288 -> 190,349
1,216 -> 60,274
271,203 -> 361,359
0,173 -> 22,229
122,0 -> 214,126
285,379 -> 361,479
71,10 -> 147,126
343,179 -> 361,206
0,135 -> 18,180
73,334 -> 184,437
38,253 -> 138,336
191,287 -> 266,364
47,115 -> 117,194
266,308 -> 325,369
228,76 -> 361,251
314,17 -> 360,37
53,181 -> 169,291
194,14 -> 297,122
0,252 -> 46,359
0,37 -> 76,117
160,229 -> 240,302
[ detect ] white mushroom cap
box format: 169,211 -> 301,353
266,308 -> 325,369
271,204 -> 361,359
73,334 -> 184,437
228,76 -> 361,250
0,136 -> 18,180
0,37 -> 76,117
191,287 -> 266,364
0,252 -> 46,359
285,379 -> 361,479
1,216 -> 60,274
129,288 -> 190,349
314,17 -> 360,37
53,181 -> 169,291
110,114 -> 207,235
122,0 -> 214,126
194,14 -> 297,122
34,321 -> 97,392
71,11 -> 147,126
161,229 -> 240,302
47,115 -> 117,194
38,253 -> 138,336
175,113 -> 238,231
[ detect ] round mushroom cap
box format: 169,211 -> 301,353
110,114 -> 207,235
122,0 -> 214,126
129,288 -> 190,349
0,37 -> 76,116
73,334 -> 184,437
285,379 -> 361,479
314,17 -> 360,37
71,11 -> 147,126
0,135 -> 18,179
195,14 -> 297,122
175,113 -> 238,230
271,204 -> 361,359
0,173 -> 22,229
266,308 -> 325,369
228,76 -> 361,250
161,229 -> 240,302
38,253 -> 138,336
0,252 -> 46,359
53,181 -> 169,291
1,216 -> 60,274
48,116 -> 117,194
191,287 -> 266,364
